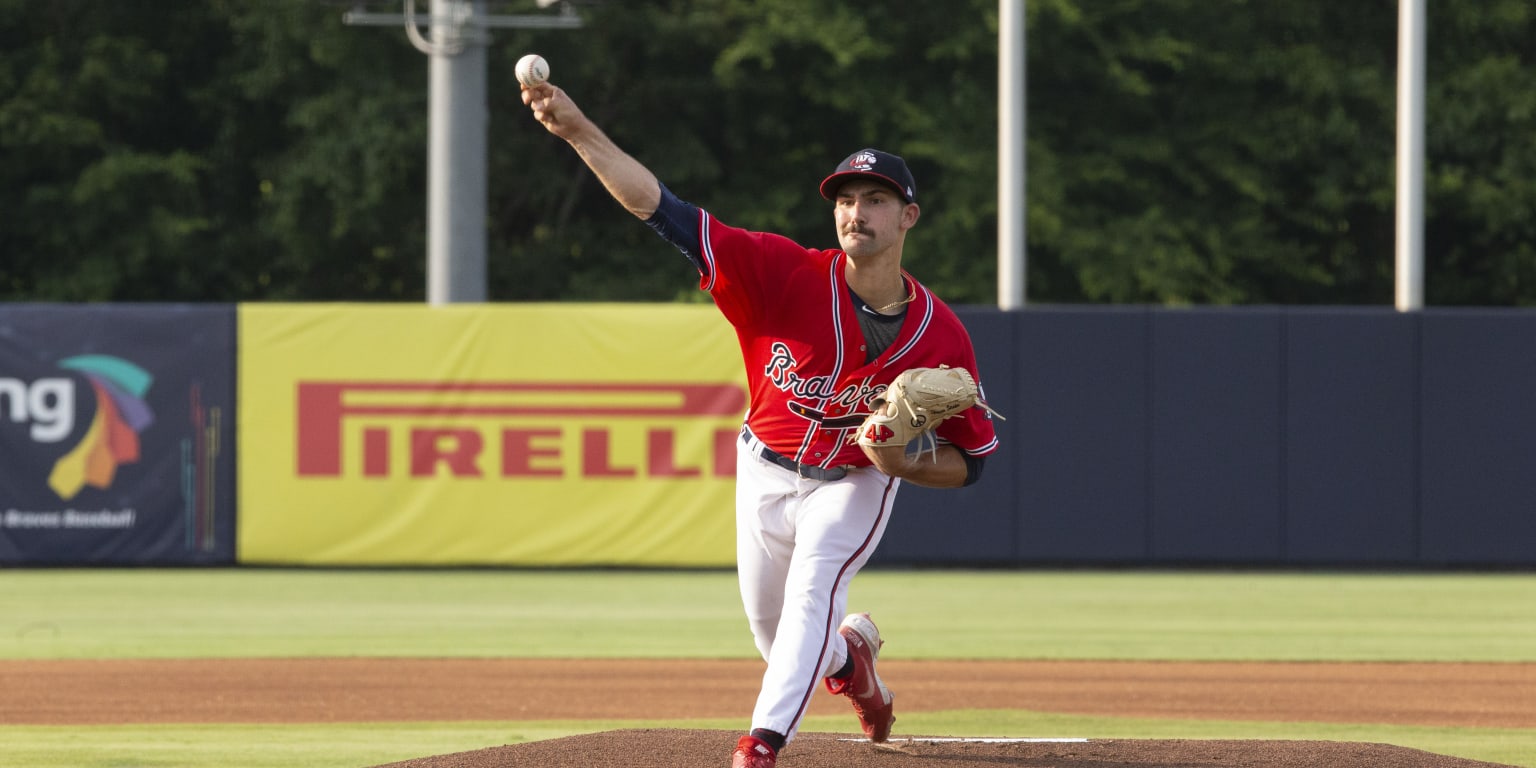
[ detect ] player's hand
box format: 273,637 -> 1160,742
521,83 -> 590,142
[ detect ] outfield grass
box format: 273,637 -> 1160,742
4,568 -> 1534,661
1,568 -> 1533,767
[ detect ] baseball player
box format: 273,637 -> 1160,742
522,79 -> 999,768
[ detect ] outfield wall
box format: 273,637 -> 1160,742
2,303 -> 1532,567
878,306 -> 1536,568
0,305 -> 236,565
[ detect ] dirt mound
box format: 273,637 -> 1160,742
369,729 -> 1518,768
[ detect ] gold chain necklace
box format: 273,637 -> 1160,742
873,289 -> 916,314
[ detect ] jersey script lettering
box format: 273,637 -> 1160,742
764,342 -> 886,411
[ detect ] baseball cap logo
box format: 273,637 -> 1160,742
820,148 -> 917,204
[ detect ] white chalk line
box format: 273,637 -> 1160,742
839,737 -> 1091,744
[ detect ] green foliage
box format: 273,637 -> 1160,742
1423,0 -> 1536,305
1028,0 -> 1397,304
1,0 -> 1533,305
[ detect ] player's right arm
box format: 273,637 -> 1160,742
520,83 -> 710,277
520,81 -> 775,328
521,82 -> 660,219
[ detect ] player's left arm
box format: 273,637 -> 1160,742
858,348 -> 999,487
862,443 -> 982,488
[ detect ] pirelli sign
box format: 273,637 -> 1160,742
295,381 -> 744,480
238,304 -> 744,566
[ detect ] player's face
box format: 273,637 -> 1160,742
833,181 -> 917,259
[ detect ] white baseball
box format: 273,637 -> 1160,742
516,54 -> 549,87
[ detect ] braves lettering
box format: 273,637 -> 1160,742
763,343 -> 840,400
763,343 -> 888,413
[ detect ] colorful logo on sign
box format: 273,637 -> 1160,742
47,355 -> 155,500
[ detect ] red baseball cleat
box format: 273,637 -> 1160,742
730,734 -> 777,768
824,612 -> 896,742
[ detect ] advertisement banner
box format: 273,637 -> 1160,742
0,304 -> 236,564
238,304 -> 745,566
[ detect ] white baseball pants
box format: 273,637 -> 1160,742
734,431 -> 899,741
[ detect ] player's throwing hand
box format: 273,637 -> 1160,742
521,82 -> 590,143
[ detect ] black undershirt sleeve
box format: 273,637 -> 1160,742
643,182 -> 708,275
962,452 -> 986,486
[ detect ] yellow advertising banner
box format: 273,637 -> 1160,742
238,304 -> 744,566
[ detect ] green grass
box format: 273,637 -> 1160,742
894,711 -> 1536,768
4,569 -> 1534,661
1,568 -> 1534,767
859,570 -> 1536,662
2,569 -> 745,659
1,714 -> 1531,768
0,722 -> 554,768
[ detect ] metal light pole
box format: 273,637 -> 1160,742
997,0 -> 1026,310
343,0 -> 581,305
1395,0 -> 1426,311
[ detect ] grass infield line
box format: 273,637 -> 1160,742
0,712 -> 1532,768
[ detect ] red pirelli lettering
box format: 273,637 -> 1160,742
501,429 -> 563,477
411,428 -> 482,477
296,381 -> 746,478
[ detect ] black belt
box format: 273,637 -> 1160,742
742,431 -> 849,481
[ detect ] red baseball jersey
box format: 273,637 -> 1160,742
691,211 -> 1000,471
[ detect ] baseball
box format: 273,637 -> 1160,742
515,54 -> 549,87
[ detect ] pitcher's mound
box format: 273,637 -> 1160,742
370,728 -> 1516,767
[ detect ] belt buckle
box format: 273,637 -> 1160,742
804,463 -> 846,482
792,457 -> 823,481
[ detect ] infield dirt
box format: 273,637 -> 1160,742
4,658 -> 1529,767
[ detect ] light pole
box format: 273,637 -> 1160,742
997,0 -> 1026,310
1395,0 -> 1426,311
342,0 -> 582,304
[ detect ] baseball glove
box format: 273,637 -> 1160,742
856,365 -> 1003,452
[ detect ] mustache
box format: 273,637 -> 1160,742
842,225 -> 873,237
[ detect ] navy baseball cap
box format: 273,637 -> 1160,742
819,148 -> 917,204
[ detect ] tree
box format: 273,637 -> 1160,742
2,0 -> 1534,306
1422,0 -> 1536,305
